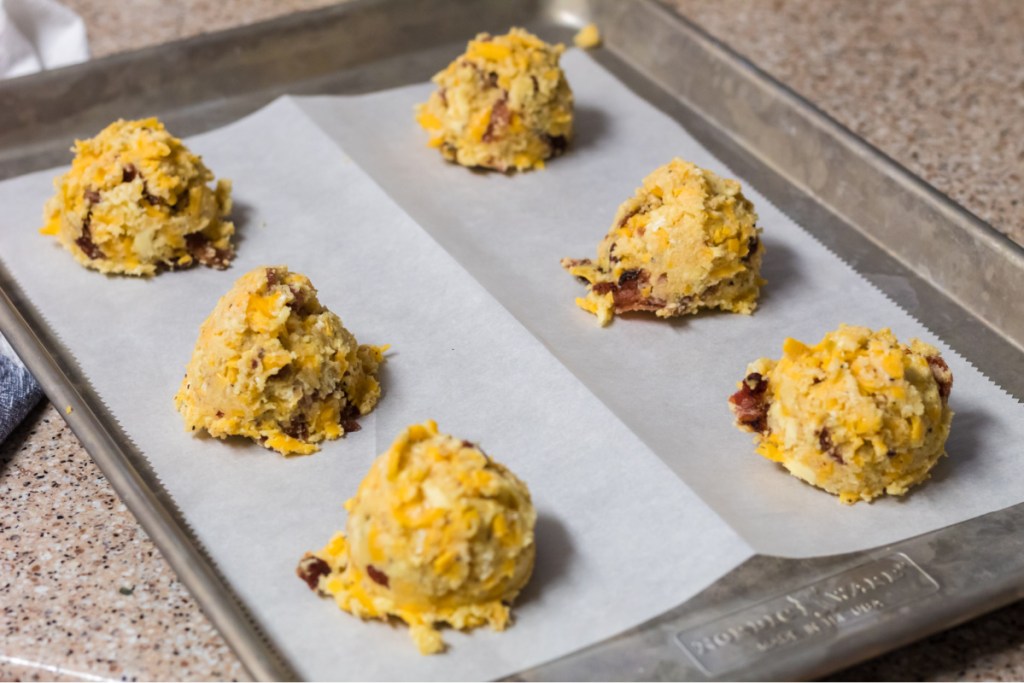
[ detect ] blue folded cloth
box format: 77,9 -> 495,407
0,333 -> 43,444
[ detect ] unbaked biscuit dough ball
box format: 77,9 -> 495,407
41,117 -> 234,275
729,325 -> 954,504
415,27 -> 574,172
174,266 -> 385,456
562,158 -> 764,326
297,420 -> 536,654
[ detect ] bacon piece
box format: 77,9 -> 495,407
606,270 -> 666,313
743,235 -> 760,263
185,233 -> 233,269
288,284 -> 308,311
926,355 -> 953,404
296,555 -> 331,591
542,133 -> 569,157
142,186 -> 165,206
561,257 -> 591,270
729,372 -> 770,435
615,206 -> 641,229
483,99 -> 510,143
282,416 -> 309,442
366,564 -> 390,588
818,427 -> 844,464
75,220 -> 104,260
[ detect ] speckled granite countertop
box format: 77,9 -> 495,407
3,1 -> 1023,680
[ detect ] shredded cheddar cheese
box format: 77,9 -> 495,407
174,266 -> 385,456
298,421 -> 536,654
414,27 -> 573,172
573,23 -> 602,49
40,117 -> 234,276
563,158 -> 764,326
730,325 -> 954,503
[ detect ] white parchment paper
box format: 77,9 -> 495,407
295,48 -> 1024,558
0,98 -> 753,680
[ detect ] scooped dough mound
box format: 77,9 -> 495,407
729,325 -> 954,504
562,158 -> 764,326
415,27 -> 574,172
297,420 -> 536,654
174,266 -> 385,456
40,117 -> 234,276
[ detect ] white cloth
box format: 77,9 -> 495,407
0,333 -> 42,442
0,0 -> 78,433
0,0 -> 88,79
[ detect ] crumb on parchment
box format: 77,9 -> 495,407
574,23 -> 601,49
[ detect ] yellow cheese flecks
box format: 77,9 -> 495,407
562,158 -> 764,326
41,118 -> 234,276
573,23 -> 602,49
297,421 -> 536,654
174,266 -> 385,456
729,324 -> 954,503
415,27 -> 574,172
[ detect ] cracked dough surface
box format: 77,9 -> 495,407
174,266 -> 384,456
562,158 -> 764,325
297,420 -> 536,654
41,117 -> 234,276
729,325 -> 954,504
415,27 -> 573,172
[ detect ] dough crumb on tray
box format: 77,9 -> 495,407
415,27 -> 574,172
297,420 -> 536,654
729,324 -> 954,504
174,266 -> 385,456
41,117 -> 235,276
573,23 -> 601,49
562,158 -> 765,326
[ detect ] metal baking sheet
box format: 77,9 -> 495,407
1,0 -> 1022,679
